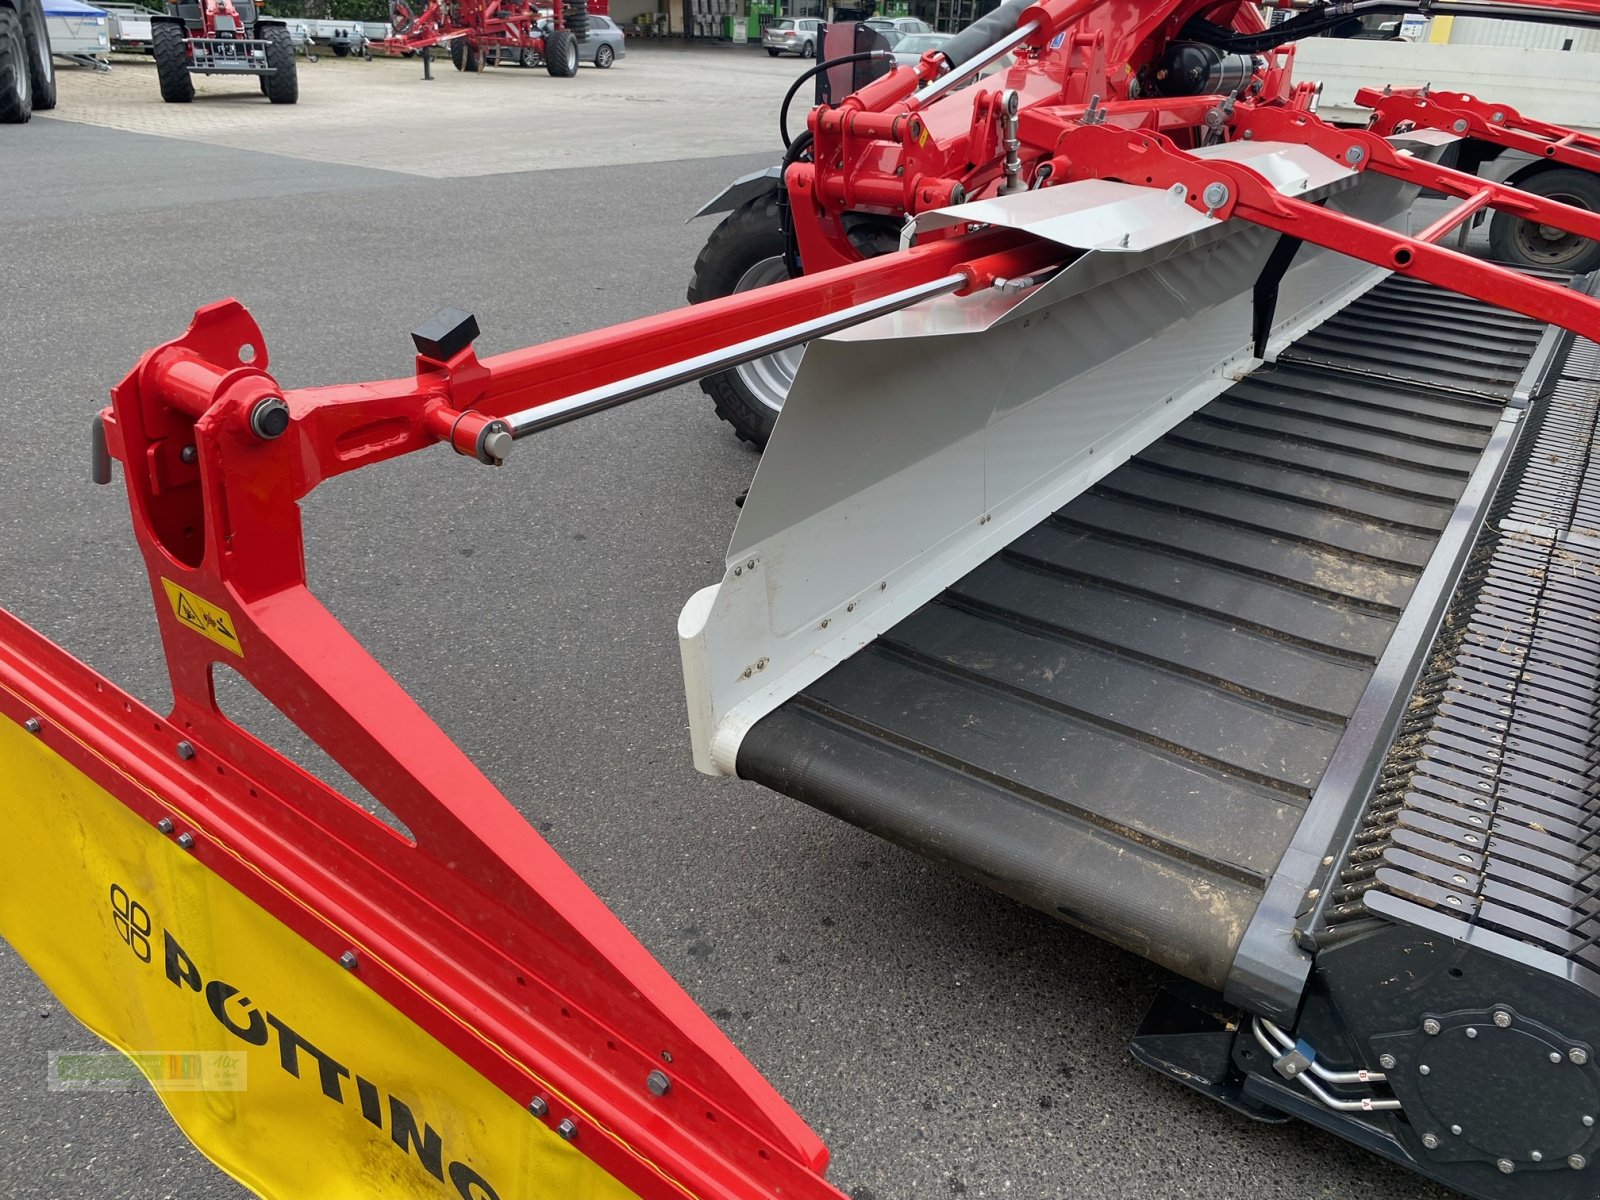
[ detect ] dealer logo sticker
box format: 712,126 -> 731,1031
110,883 -> 152,963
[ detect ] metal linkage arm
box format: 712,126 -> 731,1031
1050,112 -> 1600,350
1358,88 -> 1600,175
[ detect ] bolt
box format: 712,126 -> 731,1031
528,1096 -> 548,1117
1532,1151 -> 1544,1163
156,817 -> 174,834
746,559 -> 756,570
1494,1011 -> 1512,1028
1584,1116 -> 1594,1128
1492,111 -> 1505,122
22,717 -> 40,734
478,422 -> 513,466
339,951 -> 359,971
249,396 -> 291,441
1573,1049 -> 1590,1065
646,1070 -> 671,1097
733,566 -> 742,577
1466,1027 -> 1478,1039
1424,1019 -> 1442,1036
1422,1133 -> 1441,1150
1454,119 -> 1470,133
819,618 -> 830,629
1451,1125 -> 1463,1136
557,1118 -> 577,1141
176,832 -> 195,850
755,657 -> 769,671
1379,1054 -> 1397,1070
180,446 -> 198,464
846,602 -> 856,613
1345,146 -> 1365,165
1453,875 -> 1467,886
1202,182 -> 1230,211
1420,1064 -> 1431,1075
1447,895 -> 1462,905
1498,1159 -> 1515,1175
176,740 -> 196,761
1553,1052 -> 1566,1064
1573,1155 -> 1589,1170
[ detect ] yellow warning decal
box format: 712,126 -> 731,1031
0,714 -> 648,1200
161,578 -> 244,657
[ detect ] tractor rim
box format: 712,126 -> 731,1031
731,256 -> 800,414
1513,190 -> 1594,267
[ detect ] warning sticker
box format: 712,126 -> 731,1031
161,579 -> 244,657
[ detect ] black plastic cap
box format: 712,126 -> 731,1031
411,308 -> 480,361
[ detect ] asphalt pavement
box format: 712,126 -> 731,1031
0,50 -> 1455,1200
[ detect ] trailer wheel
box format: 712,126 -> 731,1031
687,194 -> 794,448
1490,169 -> 1600,274
594,41 -> 612,67
0,8 -> 30,123
261,25 -> 297,103
21,0 -> 54,111
331,42 -> 349,56
152,22 -> 194,103
543,28 -> 576,75
451,38 -> 480,71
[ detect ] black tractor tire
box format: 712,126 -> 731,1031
543,28 -> 576,75
331,41 -> 349,56
765,46 -> 778,56
259,72 -> 267,92
563,0 -> 588,39
594,40 -> 612,67
1489,168 -> 1600,274
21,0 -> 54,111
152,22 -> 194,103
451,37 -> 480,71
261,25 -> 297,103
686,193 -> 794,448
0,8 -> 31,123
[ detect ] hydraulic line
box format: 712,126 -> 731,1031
1251,1019 -> 1402,1113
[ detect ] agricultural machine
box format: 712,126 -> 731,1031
8,0 -> 1600,1198
381,0 -> 590,75
150,0 -> 297,103
0,0 -> 57,123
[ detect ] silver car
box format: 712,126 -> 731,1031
890,30 -> 950,68
578,12 -> 623,67
866,16 -> 930,37
762,16 -> 821,58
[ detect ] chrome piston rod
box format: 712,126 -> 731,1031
915,21 -> 1038,105
501,273 -> 969,439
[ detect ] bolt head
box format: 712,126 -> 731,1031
1532,1151 -> 1544,1163
176,832 -> 195,850
1572,1049 -> 1589,1066
1419,1064 -> 1431,1075
646,1069 -> 671,1097
180,445 -> 198,464
479,426 -> 513,466
1422,1133 -> 1441,1150
1571,1155 -> 1588,1170
1498,1159 -> 1515,1175
249,397 -> 291,441
339,951 -> 359,971
557,1118 -> 577,1141
1345,146 -> 1365,165
1424,1018 -> 1442,1036
1583,1116 -> 1594,1128
1552,1052 -> 1565,1064
1493,1010 -> 1512,1028
1451,1125 -> 1462,1136
1454,119 -> 1470,133
1379,1054 -> 1397,1070
156,817 -> 175,835
176,740 -> 196,760
528,1096 -> 548,1118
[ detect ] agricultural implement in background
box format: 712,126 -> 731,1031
8,1 -> 1600,1199
150,0 -> 297,103
380,0 -> 591,76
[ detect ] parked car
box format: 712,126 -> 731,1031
762,16 -> 821,57
890,30 -> 949,67
866,15 -> 929,37
579,11 -> 622,67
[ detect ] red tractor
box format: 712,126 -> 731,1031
151,0 -> 298,104
383,0 -> 589,76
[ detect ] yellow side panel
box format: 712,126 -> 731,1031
1429,15 -> 1455,43
0,716 -> 644,1200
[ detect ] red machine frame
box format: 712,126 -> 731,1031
380,0 -> 593,70
29,0 -> 1600,1195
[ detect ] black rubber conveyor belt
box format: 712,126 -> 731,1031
736,273 -> 1560,992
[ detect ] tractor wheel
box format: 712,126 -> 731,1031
543,28 -> 576,76
1489,168 -> 1600,274
152,22 -> 194,103
451,38 -> 480,71
21,0 -> 54,111
261,25 -> 297,103
259,73 -> 267,92
331,42 -> 349,56
563,0 -> 589,39
686,193 -> 794,448
0,8 -> 32,123
594,41 -> 612,67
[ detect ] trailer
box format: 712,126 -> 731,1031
7,1 -> 1600,1198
